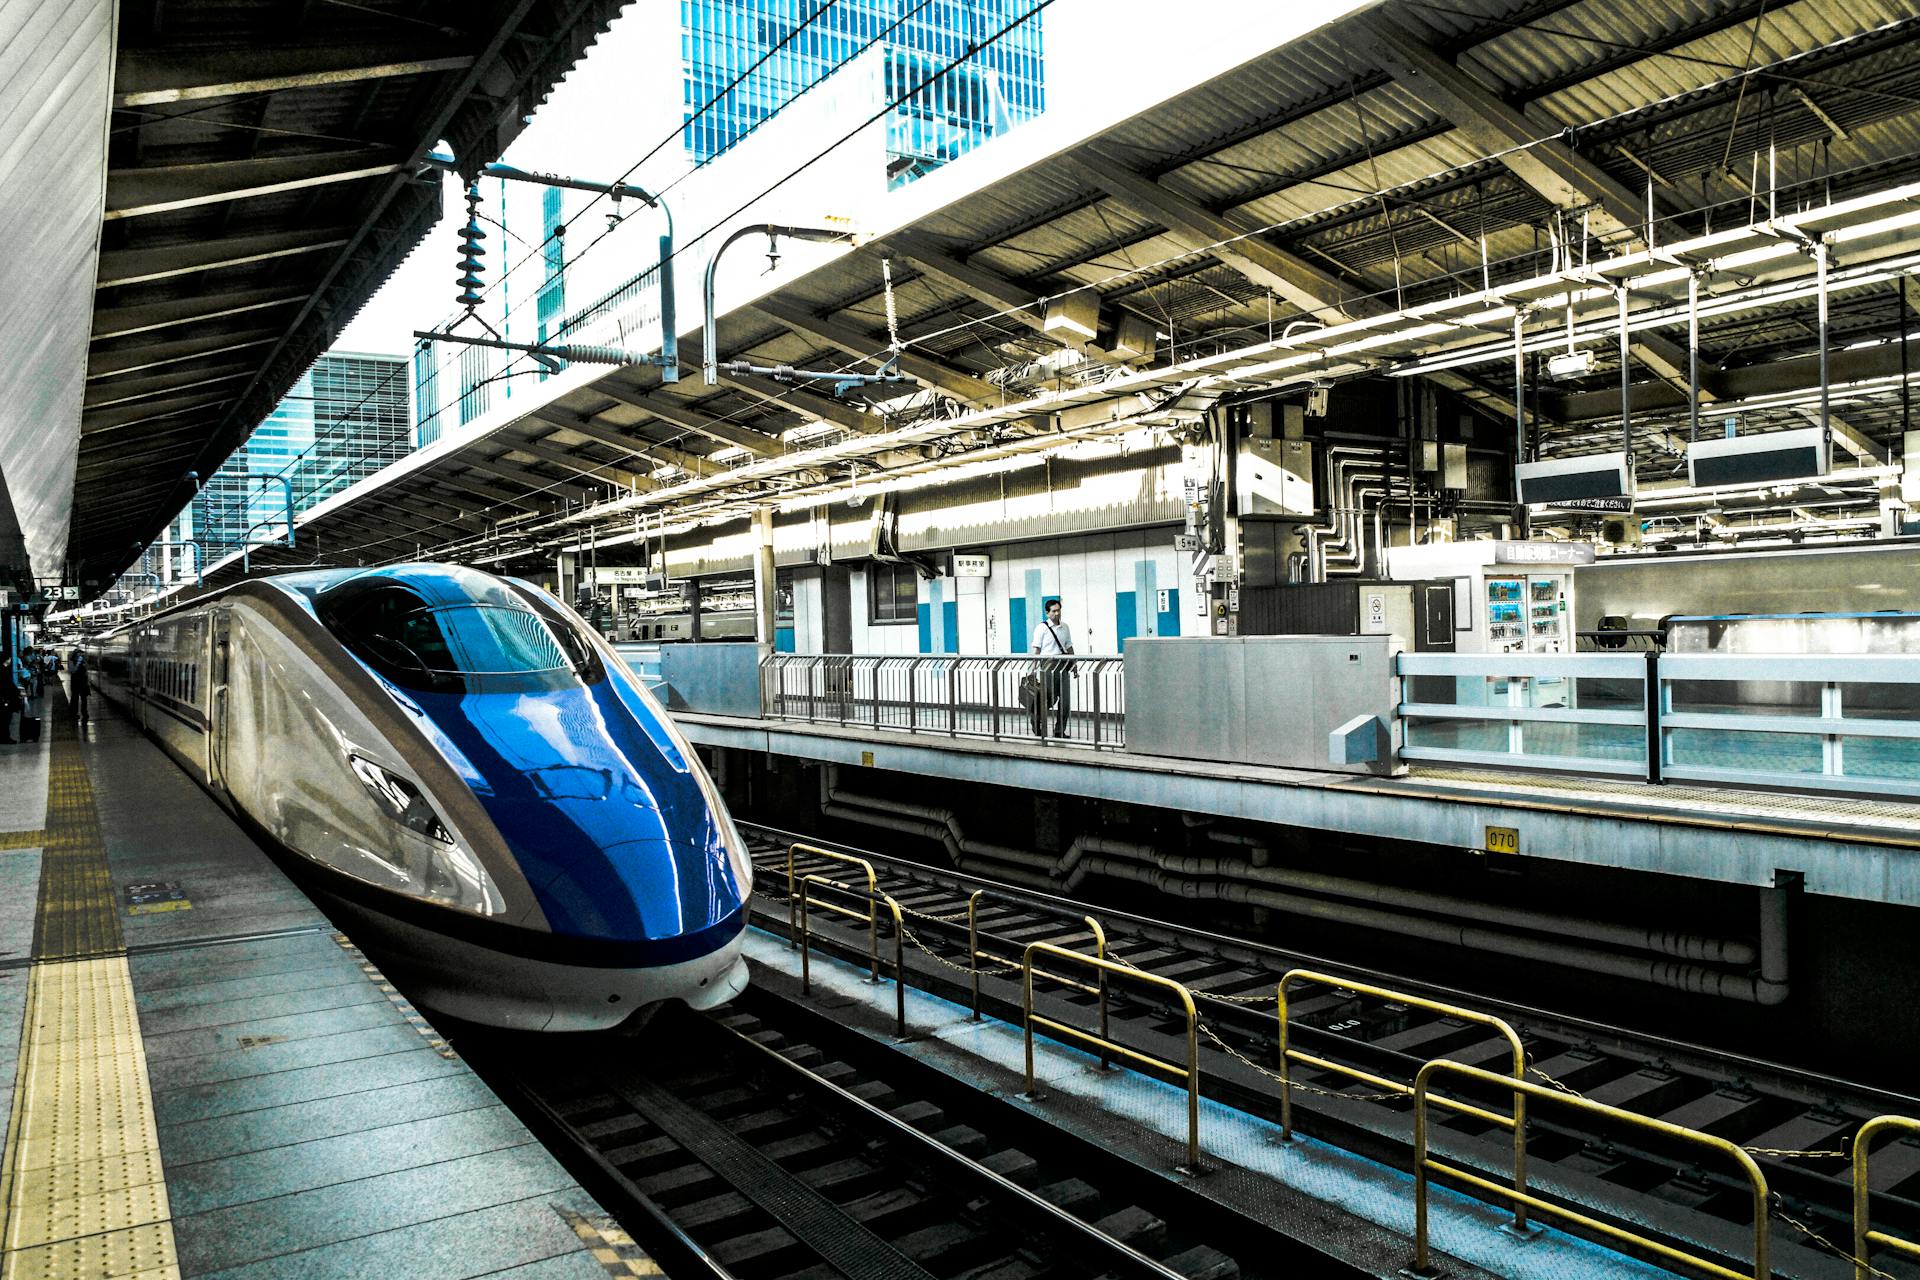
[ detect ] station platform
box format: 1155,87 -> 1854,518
0,695 -> 632,1279
677,712 -> 1920,907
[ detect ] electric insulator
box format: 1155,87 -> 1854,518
455,183 -> 488,310
553,345 -> 631,364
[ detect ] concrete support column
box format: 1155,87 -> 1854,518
752,507 -> 777,644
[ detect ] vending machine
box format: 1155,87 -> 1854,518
1386,541 -> 1594,655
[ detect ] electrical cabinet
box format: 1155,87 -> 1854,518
1236,438 -> 1314,516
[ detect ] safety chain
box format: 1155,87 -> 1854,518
1524,1057 -> 1589,1100
768,864 -> 1871,1162
1771,1203 -> 1899,1280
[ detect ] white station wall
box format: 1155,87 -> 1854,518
843,528 -> 1185,656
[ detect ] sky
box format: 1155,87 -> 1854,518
331,0 -> 1371,360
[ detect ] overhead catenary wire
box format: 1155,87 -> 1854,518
206,8 -> 1902,572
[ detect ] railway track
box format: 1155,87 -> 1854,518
743,821 -> 1920,1280
476,986 -> 1347,1280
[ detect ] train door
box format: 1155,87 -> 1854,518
207,609 -> 231,791
134,623 -> 150,731
1416,581 -> 1457,652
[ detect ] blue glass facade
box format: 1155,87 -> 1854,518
195,353 -> 411,563
680,0 -> 1045,185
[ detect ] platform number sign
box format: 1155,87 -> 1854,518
1484,825 -> 1520,856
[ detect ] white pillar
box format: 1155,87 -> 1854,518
753,507 -> 777,644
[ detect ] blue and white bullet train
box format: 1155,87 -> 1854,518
88,564 -> 751,1031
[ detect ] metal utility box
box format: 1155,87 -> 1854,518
658,642 -> 766,717
1123,635 -> 1402,775
1236,437 -> 1314,516
1237,580 -> 1456,652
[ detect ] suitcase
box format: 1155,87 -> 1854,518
17,715 -> 39,743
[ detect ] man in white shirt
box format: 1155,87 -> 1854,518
1029,597 -> 1074,739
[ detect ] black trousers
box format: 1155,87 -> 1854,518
1031,663 -> 1070,738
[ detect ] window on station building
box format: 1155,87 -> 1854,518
867,562 -> 919,625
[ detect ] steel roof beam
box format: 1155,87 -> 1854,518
96,226 -> 354,289
105,150 -> 406,221
1359,13 -> 1649,242
525,406 -> 720,478
750,300 -> 1000,407
91,289 -> 304,342
1632,331 -> 1724,402
81,364 -> 255,411
81,391 -> 234,435
715,371 -> 882,435
1798,407 -> 1885,464
888,230 -> 1128,365
114,43 -> 476,108
1065,145 -> 1383,322
1550,336 -> 1920,421
87,330 -> 283,381
507,437 -> 655,493
592,383 -> 785,457
425,473 -> 547,514
458,457 -> 593,502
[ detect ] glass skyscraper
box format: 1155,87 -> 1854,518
194,352 -> 412,563
681,0 -> 1046,185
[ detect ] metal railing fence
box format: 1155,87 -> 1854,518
762,653 -> 1126,749
1400,651 -> 1920,799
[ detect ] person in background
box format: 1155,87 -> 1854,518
1028,596 -> 1075,740
69,650 -> 91,729
0,662 -> 20,744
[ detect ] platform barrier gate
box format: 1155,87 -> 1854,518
797,875 -> 908,1037
1413,1060 -> 1771,1280
786,842 -> 883,977
1022,941 -> 1201,1172
968,890 -> 1109,1066
1277,969 -> 1530,1232
1853,1114 -> 1920,1280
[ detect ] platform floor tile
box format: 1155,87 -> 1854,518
168,1143 -> 591,1275
0,727 -> 49,839
150,1044 -> 466,1129
186,1193 -> 619,1280
158,1073 -> 496,1166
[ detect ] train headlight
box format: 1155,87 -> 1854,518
349,754 -> 455,844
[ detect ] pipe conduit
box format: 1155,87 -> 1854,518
819,769 -> 1789,1005
1055,834 -> 1758,967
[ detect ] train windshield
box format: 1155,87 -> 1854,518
317,582 -> 600,693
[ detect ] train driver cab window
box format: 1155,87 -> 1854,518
868,562 -> 919,625
318,581 -> 600,693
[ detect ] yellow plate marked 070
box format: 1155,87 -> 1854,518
1484,825 -> 1520,856
0,956 -> 178,1280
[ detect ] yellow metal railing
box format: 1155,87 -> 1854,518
968,890 -> 1109,1065
787,841 -> 881,978
1022,940 -> 1201,1171
1853,1114 -> 1920,1280
798,874 -> 907,1037
1278,968 -> 1530,1230
1414,1060 -> 1770,1280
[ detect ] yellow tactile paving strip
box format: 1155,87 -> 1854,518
31,725 -> 123,962
0,834 -> 42,854
0,702 -> 178,1280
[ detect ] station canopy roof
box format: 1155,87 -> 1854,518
66,0 -> 626,596
178,0 -> 1920,588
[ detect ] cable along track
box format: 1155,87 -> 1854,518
745,822 -> 1920,1280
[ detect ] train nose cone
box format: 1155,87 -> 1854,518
418,683 -> 745,947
